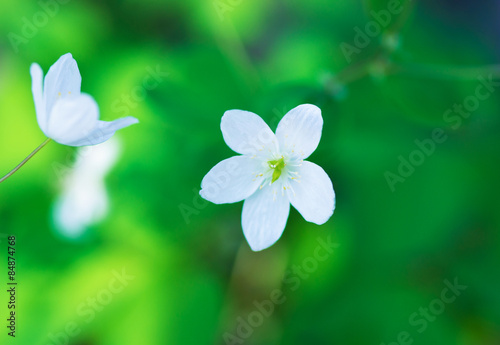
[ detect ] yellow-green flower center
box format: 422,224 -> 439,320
268,157 -> 285,183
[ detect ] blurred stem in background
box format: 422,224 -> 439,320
392,63 -> 500,80
326,0 -> 500,97
0,138 -> 51,184
328,55 -> 500,90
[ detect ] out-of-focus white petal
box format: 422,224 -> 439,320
221,110 -> 279,156
287,161 -> 335,225
242,186 -> 290,251
53,138 -> 121,239
44,53 -> 82,115
53,182 -> 108,238
46,93 -> 99,145
65,117 -> 139,147
72,137 -> 122,175
30,63 -> 47,132
200,155 -> 264,204
276,104 -> 323,159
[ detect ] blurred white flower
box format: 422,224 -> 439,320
53,138 -> 121,238
30,53 -> 138,146
200,104 -> 335,251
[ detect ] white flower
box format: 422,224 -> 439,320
53,138 -> 121,239
30,53 -> 138,146
200,104 -> 335,251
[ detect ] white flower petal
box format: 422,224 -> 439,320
287,161 -> 335,225
53,139 -> 121,239
46,93 -> 99,145
53,182 -> 108,238
65,117 -> 139,147
221,110 -> 279,156
44,53 -> 82,115
276,104 -> 323,159
30,63 -> 47,132
200,155 -> 264,204
242,186 -> 290,251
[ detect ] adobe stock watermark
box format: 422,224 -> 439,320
340,0 -> 410,63
213,0 -> 244,21
223,236 -> 339,344
179,107 -> 291,224
45,267 -> 135,345
380,277 -> 467,345
384,74 -> 500,192
7,0 -> 71,54
111,65 -> 169,117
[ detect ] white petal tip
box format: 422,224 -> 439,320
199,188 -> 215,204
30,63 -> 42,75
305,198 -> 335,225
198,189 -> 222,205
112,116 -> 140,130
248,243 -> 270,252
120,116 -> 140,128
300,103 -> 321,111
246,236 -> 282,251
222,109 -> 239,117
59,52 -> 75,61
308,212 -> 334,226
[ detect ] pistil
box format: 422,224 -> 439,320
268,156 -> 286,183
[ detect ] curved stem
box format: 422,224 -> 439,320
331,59 -> 500,93
390,63 -> 500,80
0,138 -> 51,184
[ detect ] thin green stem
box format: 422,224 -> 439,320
0,138 -> 51,184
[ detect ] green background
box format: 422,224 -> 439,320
0,0 -> 499,344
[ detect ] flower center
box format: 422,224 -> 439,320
268,157 -> 286,183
